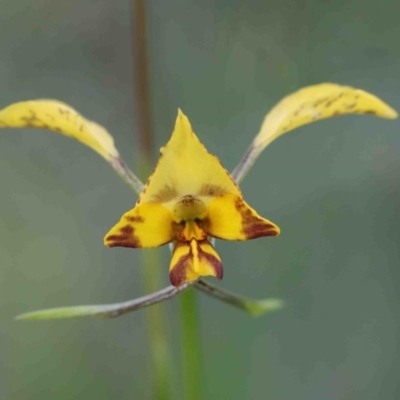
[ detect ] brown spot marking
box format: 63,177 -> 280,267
345,102 -> 356,110
180,195 -> 194,205
137,178 -> 151,204
44,113 -> 55,121
364,109 -> 378,115
120,225 -> 133,234
196,217 -> 210,234
325,100 -> 334,108
136,146 -> 177,204
106,225 -> 141,248
235,197 -> 278,239
280,125 -> 289,132
52,126 -> 63,133
324,93 -> 344,109
20,110 -> 40,127
293,105 -> 305,117
169,248 -> 190,287
58,107 -> 69,116
167,219 -> 183,237
150,184 -> 178,203
313,97 -> 328,108
336,93 -> 344,100
199,183 -> 227,196
125,215 -> 145,223
170,240 -> 223,286
177,221 -> 207,242
198,244 -> 223,280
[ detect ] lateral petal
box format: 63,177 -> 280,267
253,83 -> 398,152
169,239 -> 223,287
104,203 -> 176,248
0,100 -> 120,161
203,193 -> 280,240
232,83 -> 398,183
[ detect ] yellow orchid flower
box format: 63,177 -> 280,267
104,110 -> 280,286
0,83 -> 397,319
104,83 -> 397,287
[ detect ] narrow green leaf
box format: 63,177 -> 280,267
242,298 -> 284,317
16,305 -> 112,320
195,280 -> 284,317
16,282 -> 194,320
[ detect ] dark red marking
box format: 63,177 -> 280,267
169,249 -> 190,287
106,225 -> 141,248
199,250 -> 223,280
126,215 -> 145,223
234,197 -> 278,239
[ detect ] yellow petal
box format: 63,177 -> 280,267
138,109 -> 240,204
169,239 -> 223,287
253,83 -> 398,152
0,100 -> 120,161
202,193 -> 280,240
104,203 -> 176,248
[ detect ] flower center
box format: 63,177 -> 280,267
173,195 -> 207,222
173,195 -> 208,242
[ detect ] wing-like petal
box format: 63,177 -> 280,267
104,203 -> 176,248
253,83 -> 398,151
203,193 -> 280,240
0,100 -> 119,161
232,83 -> 398,182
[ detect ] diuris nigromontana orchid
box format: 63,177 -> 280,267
104,110 -> 280,286
0,83 -> 397,291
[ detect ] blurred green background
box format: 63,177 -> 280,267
0,0 -> 399,399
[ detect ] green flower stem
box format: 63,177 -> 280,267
230,144 -> 259,185
16,282 -> 194,320
195,280 -> 284,317
138,153 -> 174,400
15,279 -> 282,321
111,156 -> 144,195
142,248 -> 174,400
179,287 -> 203,400
131,0 -> 175,396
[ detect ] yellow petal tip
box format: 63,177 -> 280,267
175,108 -> 191,131
384,107 -> 398,119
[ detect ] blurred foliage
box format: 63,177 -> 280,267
0,0 -> 399,399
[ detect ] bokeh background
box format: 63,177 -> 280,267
0,0 -> 399,399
